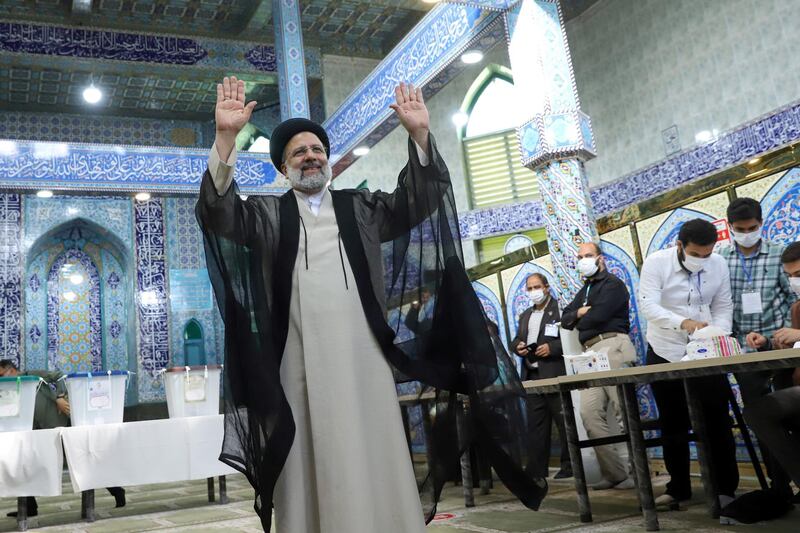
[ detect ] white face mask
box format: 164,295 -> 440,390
731,228 -> 761,248
681,252 -> 709,273
578,257 -> 599,277
789,276 -> 800,297
528,289 -> 547,305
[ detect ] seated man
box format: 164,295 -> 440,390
0,359 -> 126,518
510,273 -> 571,479
743,241 -> 800,500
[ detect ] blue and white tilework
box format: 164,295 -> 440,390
503,0 -> 598,301
324,4 -> 499,164
164,197 -> 223,367
0,22 -> 207,65
273,0 -> 310,120
0,112 -> 206,148
0,194 -> 21,366
0,141 -> 279,195
645,208 -> 714,257
591,101 -> 800,217
0,21 -> 323,77
472,280 -> 508,349
459,199 -> 544,240
46,248 -> 102,373
134,199 -> 169,402
761,168 -> 800,246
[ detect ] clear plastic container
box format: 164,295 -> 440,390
65,371 -> 129,426
0,376 -> 42,432
163,365 -> 222,418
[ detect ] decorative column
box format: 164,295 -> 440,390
505,0 -> 598,301
273,0 -> 310,120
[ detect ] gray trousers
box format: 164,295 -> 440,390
744,386 -> 800,487
579,334 -> 637,482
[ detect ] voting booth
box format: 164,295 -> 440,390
65,371 -> 129,426
163,365 -> 222,418
0,375 -> 42,432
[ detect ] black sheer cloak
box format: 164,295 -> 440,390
196,134 -> 546,531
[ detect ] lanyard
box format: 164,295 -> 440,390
582,283 -> 592,306
737,250 -> 755,287
690,271 -> 705,306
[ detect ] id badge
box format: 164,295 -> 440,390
544,323 -> 559,337
741,291 -> 763,315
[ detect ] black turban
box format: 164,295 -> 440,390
269,118 -> 330,171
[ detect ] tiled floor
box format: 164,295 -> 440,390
1,471 -> 797,532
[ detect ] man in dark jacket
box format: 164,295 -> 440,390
561,242 -> 635,490
510,273 -> 571,479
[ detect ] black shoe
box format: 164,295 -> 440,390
107,487 -> 126,508
553,467 -> 573,479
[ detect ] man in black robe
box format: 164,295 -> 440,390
197,76 -> 546,531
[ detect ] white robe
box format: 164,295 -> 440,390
273,189 -> 426,533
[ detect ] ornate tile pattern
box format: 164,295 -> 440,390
0,194 -> 21,367
273,0 -> 310,120
760,168 -> 800,246
0,111 -> 206,148
324,4 -> 499,162
459,200 -> 544,240
0,141 -> 278,195
591,101 -> 800,217
472,280 -> 508,348
46,248 -> 103,373
134,199 -> 169,402
536,160 -> 598,301
0,22 -> 207,65
165,197 -> 223,365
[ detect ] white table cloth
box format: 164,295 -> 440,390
0,428 -> 64,497
61,414 -> 235,492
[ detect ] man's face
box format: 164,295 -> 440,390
730,217 -> 761,234
577,243 -> 604,270
0,366 -> 18,377
420,290 -> 431,304
526,276 -> 546,292
783,259 -> 800,279
679,241 -> 715,258
281,132 -> 332,193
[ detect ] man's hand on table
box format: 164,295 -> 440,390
746,332 -> 768,350
680,319 -> 707,334
773,328 -> 800,347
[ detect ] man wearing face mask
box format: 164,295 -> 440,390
561,242 -> 636,490
742,242 -> 800,506
719,197 -> 795,499
639,218 -> 737,508
510,273 -> 572,479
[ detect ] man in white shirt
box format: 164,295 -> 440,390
639,218 -> 738,508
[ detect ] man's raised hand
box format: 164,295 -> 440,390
216,76 -> 257,137
390,82 -> 430,152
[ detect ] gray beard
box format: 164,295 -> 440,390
286,164 -> 332,193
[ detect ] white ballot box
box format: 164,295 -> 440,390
66,371 -> 129,426
163,365 -> 222,418
0,376 -> 42,432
